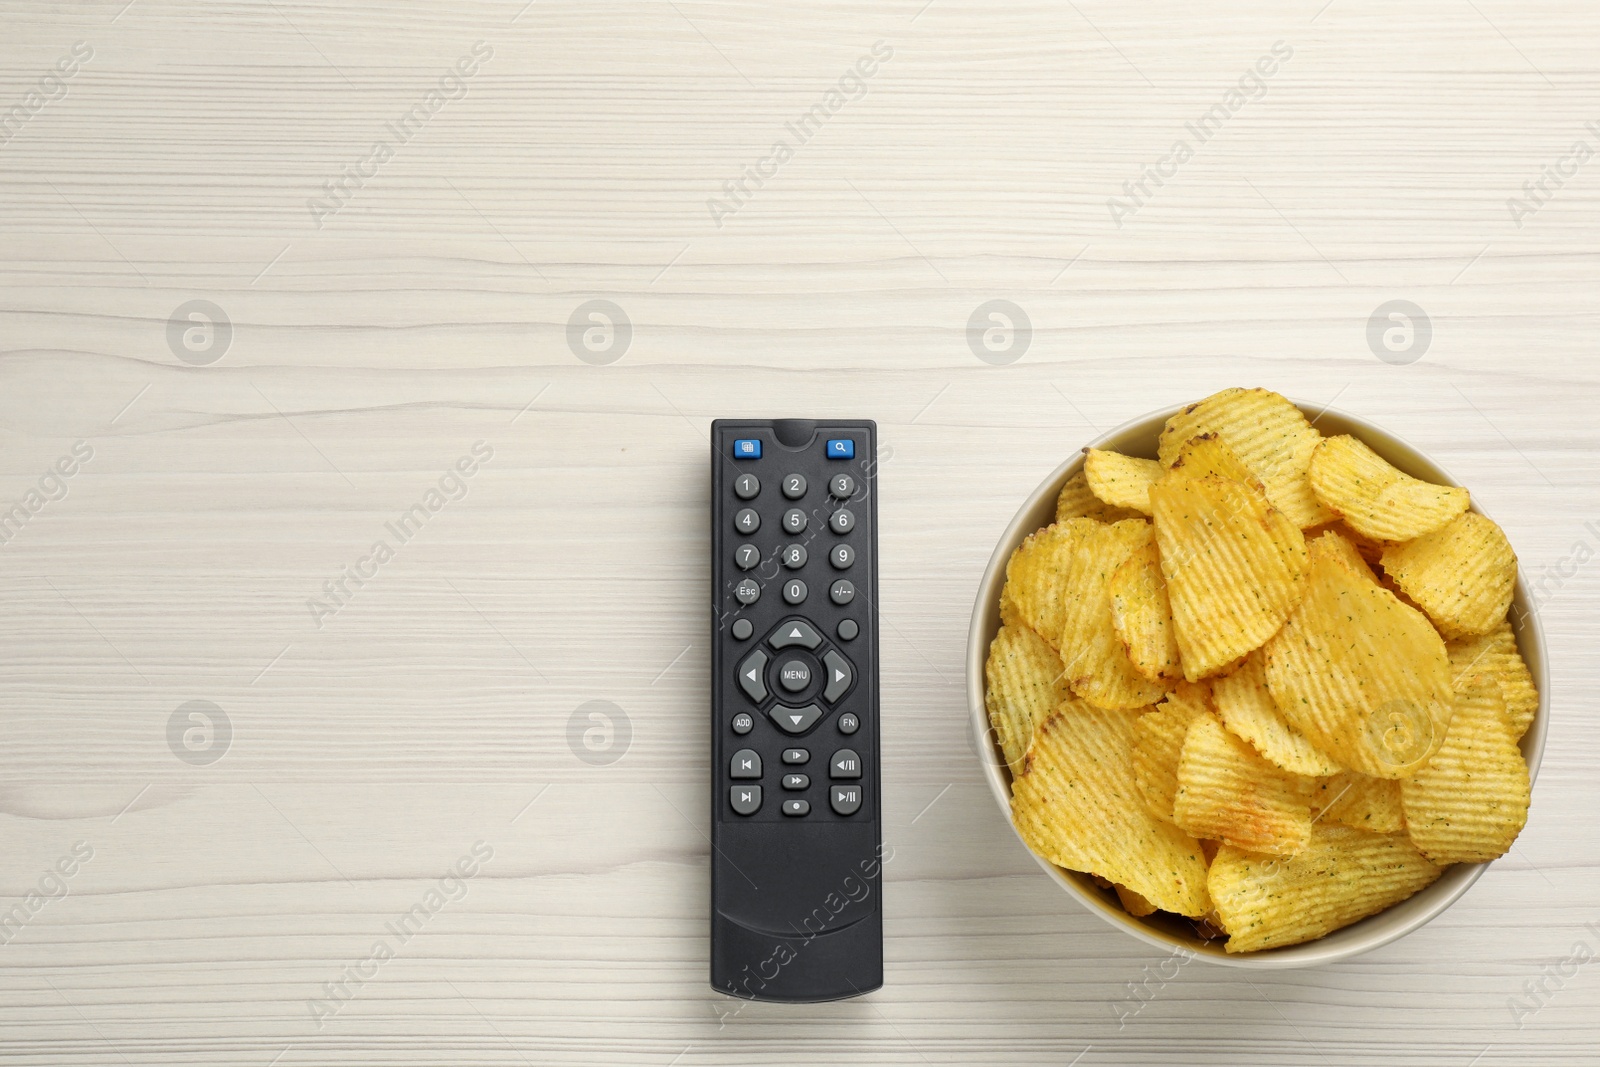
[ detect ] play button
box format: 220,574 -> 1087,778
768,702 -> 823,735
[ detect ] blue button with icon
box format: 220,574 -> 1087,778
825,439 -> 854,459
733,439 -> 762,459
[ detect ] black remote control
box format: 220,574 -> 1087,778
709,418 -> 883,1002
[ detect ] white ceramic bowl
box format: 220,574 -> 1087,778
966,402 -> 1549,967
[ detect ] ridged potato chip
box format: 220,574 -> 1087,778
1056,519 -> 1169,709
1001,520 -> 1090,648
1116,884 -> 1158,917
1402,675 -> 1531,863
1109,541 -> 1181,681
1012,701 -> 1212,917
1158,387 -> 1333,528
1382,512 -> 1517,638
1085,449 -> 1162,515
1447,620 -> 1538,740
985,613 -> 1070,780
1208,824 -> 1443,953
1174,713 -> 1314,856
1132,682 -> 1212,824
1309,772 -> 1405,834
1212,651 -> 1341,777
1308,434 -> 1470,542
1150,467 -> 1309,681
1056,469 -> 1142,524
1265,533 -> 1453,779
1168,433 -> 1257,486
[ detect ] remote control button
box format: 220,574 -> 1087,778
782,578 -> 807,605
822,650 -> 853,703
733,473 -> 760,500
830,544 -> 854,570
830,784 -> 862,816
829,473 -> 855,498
830,579 -> 855,606
782,748 -> 809,765
737,649 -> 769,703
768,620 -> 822,650
830,509 -> 855,534
829,749 -> 862,779
837,619 -> 858,641
730,785 -> 762,815
735,543 -> 760,571
734,508 -> 761,534
782,473 -> 807,499
782,508 -> 807,534
732,712 -> 754,734
770,703 -> 823,735
735,579 -> 760,606
826,439 -> 855,459
782,773 -> 809,790
782,799 -> 810,817
730,748 -> 762,779
781,543 -> 807,569
778,658 -> 811,692
838,712 -> 860,735
731,619 -> 753,641
732,439 -> 762,460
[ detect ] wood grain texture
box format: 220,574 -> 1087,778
1,0 -> 1598,1063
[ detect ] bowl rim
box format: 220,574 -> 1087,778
965,398 -> 1550,968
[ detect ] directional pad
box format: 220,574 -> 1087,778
768,703 -> 824,735
822,650 -> 853,703
767,620 -> 822,651
737,649 -> 768,704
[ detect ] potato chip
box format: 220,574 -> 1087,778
1132,683 -> 1212,824
1311,527 -> 1377,583
1402,675 -> 1531,863
1012,701 -> 1212,917
1157,387 -> 1334,528
1212,651 -> 1341,777
1447,620 -> 1538,740
1055,469 -> 1142,524
1174,713 -> 1313,856
1168,433 -> 1257,487
1209,824 -> 1443,953
1309,772 -> 1405,834
1109,541 -> 1181,681
1084,449 -> 1162,515
1055,519 -> 1169,709
1116,883 -> 1158,917
1000,520 -> 1089,648
1265,533 -> 1453,779
1382,512 -> 1517,638
985,616 -> 1070,780
1308,434 -> 1470,542
1150,467 -> 1309,680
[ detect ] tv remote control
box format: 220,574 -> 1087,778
709,418 -> 883,1002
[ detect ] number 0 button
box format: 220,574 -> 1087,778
830,509 -> 855,534
830,579 -> 855,605
783,579 -> 807,605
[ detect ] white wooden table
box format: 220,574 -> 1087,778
2,1 -> 1597,1063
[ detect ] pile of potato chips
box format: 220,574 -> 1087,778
989,387 -> 1536,953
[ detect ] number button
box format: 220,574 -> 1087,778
830,544 -> 854,570
782,544 -> 807,569
829,474 -> 855,498
782,474 -> 807,499
782,579 -> 807,605
735,579 -> 760,606
734,474 -> 760,500
830,579 -> 854,606
829,509 -> 855,534
734,508 -> 760,534
782,508 -> 807,534
735,543 -> 760,570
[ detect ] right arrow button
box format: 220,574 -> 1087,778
821,649 -> 853,703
